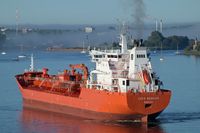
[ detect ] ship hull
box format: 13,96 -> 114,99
16,78 -> 171,122
23,98 -> 143,121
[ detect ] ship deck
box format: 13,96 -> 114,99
22,85 -> 81,97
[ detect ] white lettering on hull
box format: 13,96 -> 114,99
138,97 -> 160,103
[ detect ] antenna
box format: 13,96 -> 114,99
16,8 -> 19,36
30,54 -> 34,72
119,22 -> 128,53
156,19 -> 158,31
160,19 -> 163,33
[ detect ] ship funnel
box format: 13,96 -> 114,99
140,39 -> 143,46
134,39 -> 143,47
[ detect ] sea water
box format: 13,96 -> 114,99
0,50 -> 200,133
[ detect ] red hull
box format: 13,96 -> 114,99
16,75 -> 171,122
23,99 -> 142,120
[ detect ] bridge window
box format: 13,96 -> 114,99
126,80 -> 129,86
131,54 -> 133,60
107,55 -> 118,58
94,55 -> 102,58
122,80 -> 129,86
137,54 -> 145,58
122,80 -> 125,85
118,55 -> 122,58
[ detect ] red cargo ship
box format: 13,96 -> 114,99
16,32 -> 171,122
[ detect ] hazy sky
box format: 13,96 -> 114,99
0,0 -> 199,25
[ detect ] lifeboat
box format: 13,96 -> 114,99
142,69 -> 151,85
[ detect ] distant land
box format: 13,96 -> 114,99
46,31 -> 191,53
144,31 -> 190,50
46,47 -> 83,52
0,23 -> 199,51
184,38 -> 200,55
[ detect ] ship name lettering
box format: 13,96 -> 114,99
138,97 -> 159,101
146,97 -> 159,100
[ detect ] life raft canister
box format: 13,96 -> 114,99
142,70 -> 151,84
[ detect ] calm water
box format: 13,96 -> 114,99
0,50 -> 200,133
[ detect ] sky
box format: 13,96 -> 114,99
0,0 -> 200,25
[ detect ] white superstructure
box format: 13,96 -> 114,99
88,33 -> 161,93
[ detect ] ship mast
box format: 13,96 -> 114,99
119,23 -> 128,53
30,54 -> 34,72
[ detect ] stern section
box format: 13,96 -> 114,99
127,89 -> 171,120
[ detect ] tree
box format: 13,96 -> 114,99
144,31 -> 190,50
144,31 -> 164,48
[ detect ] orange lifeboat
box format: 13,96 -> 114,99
142,70 -> 151,84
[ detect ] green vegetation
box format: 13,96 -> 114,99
98,31 -> 190,50
144,31 -> 164,49
144,31 -> 190,50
